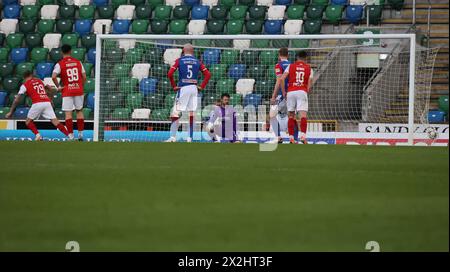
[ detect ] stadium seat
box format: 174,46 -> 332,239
229,5 -> 248,20
428,110 -> 446,123
229,93 -> 242,106
112,108 -> 131,119
25,32 -> 43,48
243,93 -> 261,108
272,39 -> 289,48
169,19 -> 188,34
81,33 -> 96,49
21,4 -> 40,21
166,0 -> 182,7
0,92 -> 7,107
97,5 -> 116,19
40,5 -> 59,19
275,0 -> 291,4
154,5 -> 173,20
387,0 -> 404,11
6,33 -> 24,49
0,107 -> 11,118
367,5 -> 382,25
13,107 -> 30,119
59,5 -> 76,19
87,48 -> 96,64
120,78 -> 139,93
15,62 -> 34,78
185,0 -> 200,6
331,0 -> 347,4
0,33 -> 5,47
221,50 -> 239,64
131,20 -> 149,34
37,19 -> 55,34
188,20 -> 207,34
3,4 -> 21,19
112,0 -> 128,8
233,39 -> 250,49
119,39 -> 137,52
202,0 -> 219,7
139,77 -> 158,95
3,76 -> 22,93
267,5 -> 285,20
0,63 -> 14,78
93,19 -> 113,34
210,5 -> 228,19
264,20 -> 283,34
226,20 -> 244,34
0,19 -> 19,36
294,0 -> 310,4
126,93 -> 143,108
56,19 -> 74,34
291,39 -> 309,48
75,19 -> 93,36
10,48 -> 28,64
163,48 -> 182,65
156,78 -> 171,92
116,5 -> 136,20
35,62 -> 53,79
49,48 -> 62,62
346,5 -> 363,24
71,47 -> 86,61
19,19 -> 36,34
438,95 -> 449,114
173,5 -> 191,19
250,39 -> 270,48
131,63 -> 151,81
240,0 -> 256,5
147,0 -> 164,8
207,19 -> 225,34
236,78 -> 255,95
216,78 -> 235,94
326,5 -> 343,24
246,64 -> 266,79
43,76 -> 58,89
220,0 -> 236,9
151,20 -> 169,34
256,0 -> 273,6
112,20 -> 131,34
94,0 -> 109,5
79,5 -> 95,20
259,50 -> 277,65
43,33 -> 61,50
203,49 -> 221,65
151,108 -> 169,120
210,64 -> 227,80
303,19 -> 322,34
83,63 -> 93,77
74,0 -> 91,6
191,5 -> 209,19
245,20 -> 263,34
242,50 -> 259,65
50,92 -> 62,109
84,78 -> 95,93
215,39 -> 232,48
30,47 -> 48,63
61,33 -> 79,48
306,5 -> 325,20
228,64 -> 246,80
312,0 -> 328,5
284,20 -> 303,34
248,5 -> 267,20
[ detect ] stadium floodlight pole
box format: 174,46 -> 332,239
93,33 -> 417,144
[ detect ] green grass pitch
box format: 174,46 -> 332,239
0,142 -> 448,252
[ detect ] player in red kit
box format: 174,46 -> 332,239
52,44 -> 87,141
278,51 -> 314,144
5,71 -> 70,141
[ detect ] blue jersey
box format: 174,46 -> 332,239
275,59 -> 291,96
171,55 -> 207,87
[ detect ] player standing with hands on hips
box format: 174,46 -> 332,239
166,43 -> 211,143
52,44 -> 87,141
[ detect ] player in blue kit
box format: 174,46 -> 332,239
166,44 -> 211,143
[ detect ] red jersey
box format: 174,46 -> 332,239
54,56 -> 85,97
18,78 -> 51,104
287,61 -> 312,93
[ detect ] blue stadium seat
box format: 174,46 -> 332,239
331,0 -> 347,5
87,48 -> 96,64
0,92 -> 7,107
36,63 -> 54,79
10,48 -> 29,64
428,110 -> 446,123
228,64 -> 246,80
14,107 -> 29,119
3,4 -> 21,19
184,0 -> 200,6
3,0 -> 19,4
75,20 -> 93,36
93,0 -> 109,6
202,49 -> 221,66
243,94 -> 262,108
191,5 -> 210,20
139,77 -> 158,95
264,20 -> 283,34
112,20 -> 131,34
346,5 -> 364,24
275,0 -> 292,4
87,93 -> 95,109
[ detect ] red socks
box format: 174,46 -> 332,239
65,119 -> 73,134
26,121 -> 39,135
300,117 -> 307,134
77,118 -> 84,132
288,117 -> 296,136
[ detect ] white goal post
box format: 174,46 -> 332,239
92,33 -> 438,145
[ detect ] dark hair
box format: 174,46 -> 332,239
221,93 -> 230,99
22,70 -> 33,79
61,44 -> 72,54
278,47 -> 289,57
296,50 -> 307,60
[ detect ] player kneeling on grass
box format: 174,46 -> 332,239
277,51 -> 314,144
52,44 -> 87,141
166,43 -> 211,143
5,71 -> 70,141
205,93 -> 239,143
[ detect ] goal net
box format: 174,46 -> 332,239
94,34 -> 439,145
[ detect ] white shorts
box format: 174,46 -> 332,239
175,85 -> 198,112
28,102 -> 56,120
277,95 -> 288,115
62,95 -> 84,111
287,90 -> 308,112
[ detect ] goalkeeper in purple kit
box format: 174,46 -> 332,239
205,93 -> 239,143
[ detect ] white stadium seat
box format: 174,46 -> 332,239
188,20 -> 207,35
256,0 -> 273,7
132,109 -> 151,119
43,33 -> 62,50
163,48 -> 183,66
233,39 -> 250,50
165,0 -> 182,7
268,5 -> 286,20
201,0 -> 219,7
43,77 -> 59,88
349,0 -> 367,5
40,5 -> 59,20
73,0 -> 91,6
131,63 -> 151,81
0,19 -> 18,36
236,79 -> 255,96
118,39 -> 136,51
116,5 -> 136,20
20,0 -> 37,5
284,20 -> 303,35
93,19 -> 112,34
